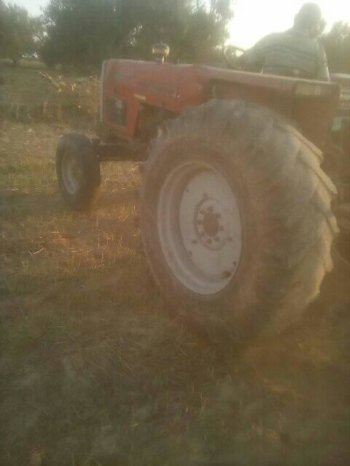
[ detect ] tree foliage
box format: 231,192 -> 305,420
322,22 -> 350,74
40,0 -> 233,67
41,0 -> 121,67
120,0 -> 233,62
0,3 -> 37,63
0,1 -> 6,44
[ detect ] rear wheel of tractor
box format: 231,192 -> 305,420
140,100 -> 338,341
56,134 -> 101,211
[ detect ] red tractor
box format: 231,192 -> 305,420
56,47 -> 349,341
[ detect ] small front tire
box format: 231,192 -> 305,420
56,134 -> 101,211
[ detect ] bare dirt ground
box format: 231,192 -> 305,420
0,121 -> 350,466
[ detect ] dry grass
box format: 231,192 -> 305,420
0,120 -> 350,466
0,62 -> 99,124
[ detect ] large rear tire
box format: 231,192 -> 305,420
56,134 -> 101,211
140,100 -> 338,341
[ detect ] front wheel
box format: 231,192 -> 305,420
56,133 -> 101,211
140,100 -> 338,341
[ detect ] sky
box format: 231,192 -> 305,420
229,0 -> 350,47
9,0 -> 350,49
10,0 -> 46,17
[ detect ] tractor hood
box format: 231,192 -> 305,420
101,60 -> 340,146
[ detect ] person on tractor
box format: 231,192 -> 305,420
240,2 -> 330,81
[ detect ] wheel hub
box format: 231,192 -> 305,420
157,162 -> 242,295
195,198 -> 227,250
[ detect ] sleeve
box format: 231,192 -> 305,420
240,35 -> 273,70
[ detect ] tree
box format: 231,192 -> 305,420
41,0 -> 233,67
118,0 -> 233,62
180,2 -> 233,63
0,1 -> 6,48
41,0 -> 123,67
116,0 -> 194,60
322,22 -> 350,74
1,4 -> 36,64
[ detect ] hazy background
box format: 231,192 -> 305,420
11,0 -> 350,47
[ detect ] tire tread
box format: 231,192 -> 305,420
142,100 -> 338,337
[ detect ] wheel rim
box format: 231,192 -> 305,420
61,151 -> 83,195
157,161 -> 242,296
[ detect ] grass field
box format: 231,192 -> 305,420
0,116 -> 350,466
0,61 -> 98,124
